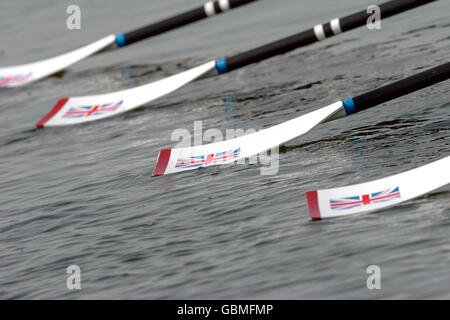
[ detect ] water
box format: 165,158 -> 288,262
0,0 -> 449,299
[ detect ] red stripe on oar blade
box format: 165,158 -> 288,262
306,190 -> 321,221
152,149 -> 171,177
35,98 -> 69,128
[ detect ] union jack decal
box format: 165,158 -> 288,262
0,72 -> 33,88
175,148 -> 241,169
330,187 -> 401,211
63,100 -> 123,118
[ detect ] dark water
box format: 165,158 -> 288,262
1,0 -> 449,299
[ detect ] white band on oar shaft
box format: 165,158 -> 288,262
313,24 -> 326,41
219,0 -> 231,11
330,18 -> 342,35
204,0 -> 231,17
204,2 -> 216,16
314,18 -> 343,41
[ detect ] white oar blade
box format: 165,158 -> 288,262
0,35 -> 116,88
36,61 -> 216,127
153,101 -> 344,176
306,156 -> 450,220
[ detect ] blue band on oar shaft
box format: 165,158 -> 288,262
215,58 -> 229,74
115,34 -> 127,47
343,98 -> 357,115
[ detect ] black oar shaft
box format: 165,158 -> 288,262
347,62 -> 450,113
118,0 -> 258,47
219,0 -> 436,73
340,0 -> 435,31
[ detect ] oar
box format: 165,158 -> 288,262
306,156 -> 450,220
35,0 -> 437,127
152,62 -> 450,176
0,0 -> 259,88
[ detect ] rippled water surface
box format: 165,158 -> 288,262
1,0 -> 449,299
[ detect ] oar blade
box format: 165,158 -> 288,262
0,35 -> 116,88
153,101 -> 344,176
306,156 -> 450,220
36,61 -> 216,127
